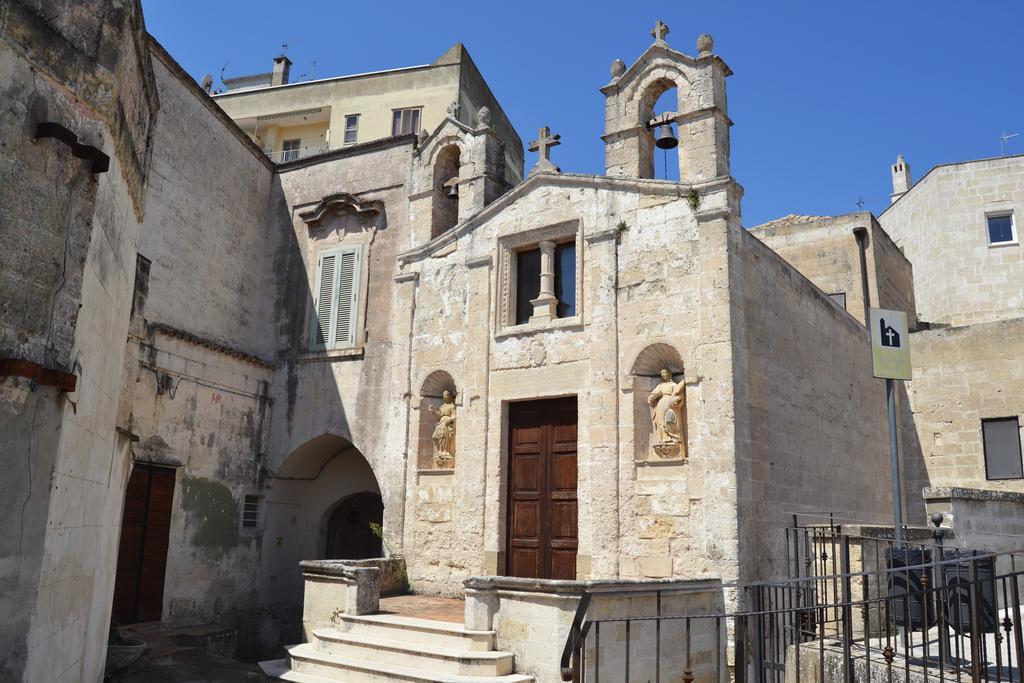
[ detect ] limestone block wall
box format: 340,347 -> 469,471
397,173 -> 742,594
878,156 -> 1024,326
924,487 -> 1024,565
0,2 -> 158,680
750,212 -> 917,329
261,140 -> 416,623
903,319 -> 1024,495
730,229 -> 895,582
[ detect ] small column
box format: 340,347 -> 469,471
530,240 -> 558,323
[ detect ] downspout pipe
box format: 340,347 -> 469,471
852,226 -> 871,324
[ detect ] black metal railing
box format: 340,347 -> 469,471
560,523 -> 1024,682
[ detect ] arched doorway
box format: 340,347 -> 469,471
324,492 -> 384,559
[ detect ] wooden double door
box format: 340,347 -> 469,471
506,397 -> 578,580
111,464 -> 176,624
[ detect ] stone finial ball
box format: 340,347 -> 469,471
610,58 -> 626,79
697,33 -> 714,56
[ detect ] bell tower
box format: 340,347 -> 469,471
602,22 -> 732,183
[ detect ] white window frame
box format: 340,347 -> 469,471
391,107 -> 422,136
985,211 -> 1018,247
310,245 -> 363,351
343,114 -> 359,145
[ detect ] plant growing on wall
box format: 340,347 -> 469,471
684,187 -> 701,211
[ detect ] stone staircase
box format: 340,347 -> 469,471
260,612 -> 533,682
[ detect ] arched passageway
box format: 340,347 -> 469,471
324,491 -> 384,560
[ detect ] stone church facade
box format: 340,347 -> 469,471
2,2 -> 1020,681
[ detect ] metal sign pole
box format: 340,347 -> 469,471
886,378 -> 904,545
871,308 -> 911,547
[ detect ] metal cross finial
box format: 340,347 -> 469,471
280,43 -> 288,57
856,197 -> 865,210
528,126 -> 561,174
652,20 -> 670,45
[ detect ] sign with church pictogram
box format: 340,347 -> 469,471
869,308 -> 912,380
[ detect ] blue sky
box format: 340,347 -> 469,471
143,1 -> 1023,227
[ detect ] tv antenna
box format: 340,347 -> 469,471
1000,131 -> 1019,157
219,61 -> 229,86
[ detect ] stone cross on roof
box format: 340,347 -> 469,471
528,126 -> 561,174
652,20 -> 669,45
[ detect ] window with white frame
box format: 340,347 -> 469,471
311,245 -> 362,350
983,417 -> 1023,480
391,108 -> 421,136
281,138 -> 301,162
343,115 -> 359,145
986,212 -> 1016,245
241,494 -> 266,530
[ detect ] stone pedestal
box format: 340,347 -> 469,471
299,560 -> 381,640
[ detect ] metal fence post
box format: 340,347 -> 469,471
840,534 -> 854,683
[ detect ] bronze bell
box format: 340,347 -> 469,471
654,124 -> 678,150
446,182 -> 459,199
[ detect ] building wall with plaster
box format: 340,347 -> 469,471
0,1 -> 158,680
879,155 -> 1024,327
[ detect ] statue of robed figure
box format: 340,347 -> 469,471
430,390 -> 457,468
647,368 -> 686,458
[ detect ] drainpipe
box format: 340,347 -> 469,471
852,227 -> 871,325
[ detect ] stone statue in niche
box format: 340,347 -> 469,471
647,368 -> 686,458
430,390 -> 457,468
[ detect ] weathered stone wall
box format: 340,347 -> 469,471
257,138 -> 417,636
878,156 -> 1024,327
749,212 -> 917,328
924,487 -> 1024,564
0,1 -> 158,680
464,576 -> 725,683
730,228 -> 895,582
397,173 -> 742,594
904,320 -> 1024,495
109,40 -> 279,656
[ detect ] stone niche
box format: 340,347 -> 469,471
630,342 -> 688,463
417,369 -> 458,471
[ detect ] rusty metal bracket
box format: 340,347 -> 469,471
0,358 -> 77,392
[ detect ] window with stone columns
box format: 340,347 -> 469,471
497,222 -> 581,332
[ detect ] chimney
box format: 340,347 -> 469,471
272,55 -> 291,86
890,154 -> 912,203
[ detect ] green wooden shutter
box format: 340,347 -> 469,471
334,246 -> 361,347
312,252 -> 337,350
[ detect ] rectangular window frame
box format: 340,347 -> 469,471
343,114 -> 359,145
281,138 -> 301,162
982,417 -> 1023,481
497,221 -> 583,335
310,244 -> 363,351
391,107 -> 422,137
241,494 -> 266,532
985,211 -> 1018,247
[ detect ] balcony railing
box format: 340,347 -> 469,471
266,145 -> 328,163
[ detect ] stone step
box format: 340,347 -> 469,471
331,612 -> 495,651
310,629 -> 514,677
287,643 -> 534,683
258,657 -> 334,682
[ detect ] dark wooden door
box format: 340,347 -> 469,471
506,396 -> 578,580
112,464 -> 176,624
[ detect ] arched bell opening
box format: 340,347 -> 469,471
630,343 -> 687,461
431,144 -> 462,238
638,76 -> 684,181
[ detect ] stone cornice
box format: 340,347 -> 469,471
298,193 -> 384,226
601,43 -> 732,95
396,173 -> 739,264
